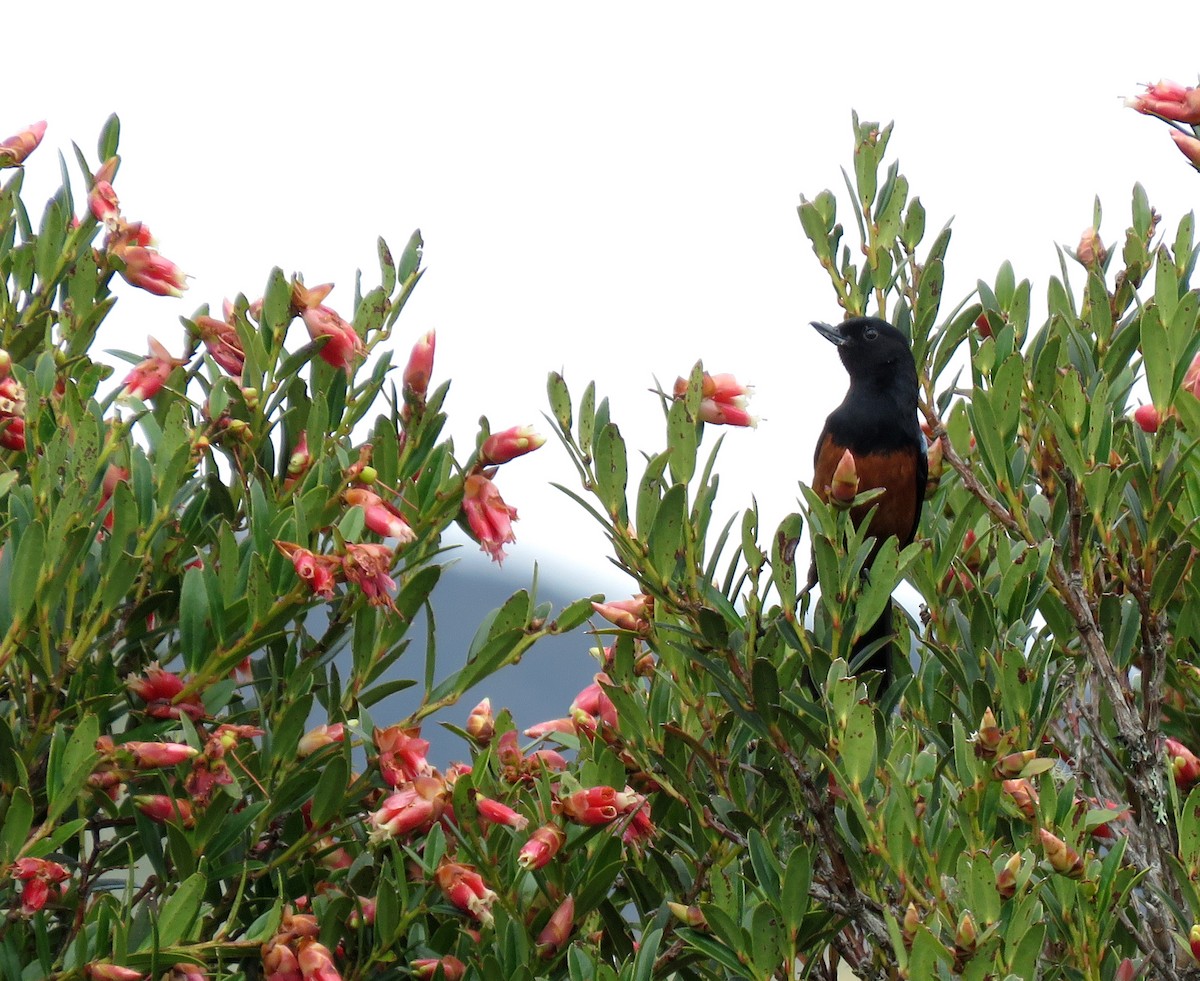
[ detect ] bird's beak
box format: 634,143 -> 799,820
811,321 -> 849,346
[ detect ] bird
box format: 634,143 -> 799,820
809,316 -> 926,684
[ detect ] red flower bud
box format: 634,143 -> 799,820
1038,827 -> 1085,879
1168,737 -> 1200,787
435,859 -> 497,926
411,956 -> 465,981
84,966 -> 144,981
466,698 -> 495,744
121,741 -> 198,768
827,448 -> 859,505
481,425 -> 545,465
297,724 -> 344,758
475,794 -> 529,830
1133,404 -> 1161,434
0,121 -> 47,167
591,595 -> 652,633
518,823 -> 566,870
403,330 -> 436,401
537,894 -> 575,956
134,795 -> 195,828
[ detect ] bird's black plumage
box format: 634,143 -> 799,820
810,316 -> 926,682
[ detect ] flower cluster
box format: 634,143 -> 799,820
89,156 -> 189,297
1127,79 -> 1200,170
11,857 -> 69,916
0,349 -> 26,451
261,906 -> 342,981
460,424 -> 545,564
672,370 -> 756,428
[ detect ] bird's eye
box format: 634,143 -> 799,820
864,326 -> 878,341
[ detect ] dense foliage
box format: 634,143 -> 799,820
5,93 -> 1200,980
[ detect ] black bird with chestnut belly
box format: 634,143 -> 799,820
809,316 -> 926,683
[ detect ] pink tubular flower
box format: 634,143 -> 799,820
621,794 -> 656,847
462,473 -> 517,564
537,895 -> 575,957
194,314 -> 246,379
0,367 -> 27,452
518,823 -> 566,870
1126,79 -> 1200,123
474,793 -> 529,830
275,541 -> 340,598
674,371 -> 757,427
121,741 -> 199,768
368,777 -> 446,842
298,723 -> 345,758
0,121 -> 47,167
411,956 -> 465,981
557,786 -> 639,826
262,941 -> 303,981
435,859 -> 497,926
403,330 -> 436,400
121,337 -> 185,400
126,663 -> 206,721
374,724 -> 431,785
12,858 -> 70,915
591,594 -> 652,633
1184,351 -> 1200,400
112,244 -> 189,297
296,939 -> 341,981
302,305 -> 363,373
1171,129 -> 1200,170
134,795 -> 195,828
84,965 -> 144,981
570,673 -> 618,729
481,426 -> 545,465
165,965 -> 207,981
344,488 -> 415,543
341,542 -> 396,609
89,180 -> 121,224
524,717 -> 576,740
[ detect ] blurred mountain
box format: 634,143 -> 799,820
322,538 -> 618,767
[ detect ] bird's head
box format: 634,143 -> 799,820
811,317 -> 916,383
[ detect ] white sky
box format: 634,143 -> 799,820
7,2 -> 1200,597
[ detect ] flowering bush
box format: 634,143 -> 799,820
8,89 -> 1200,980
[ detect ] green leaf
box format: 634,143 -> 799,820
98,114 -> 121,160
667,398 -> 698,485
840,700 -> 876,788
152,873 -> 206,948
548,371 -> 573,434
648,483 -> 687,586
179,565 -> 209,673
9,520 -> 45,623
779,843 -> 812,937
309,753 -> 349,828
47,714 -> 100,825
1,788 -> 33,861
592,422 -> 627,520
